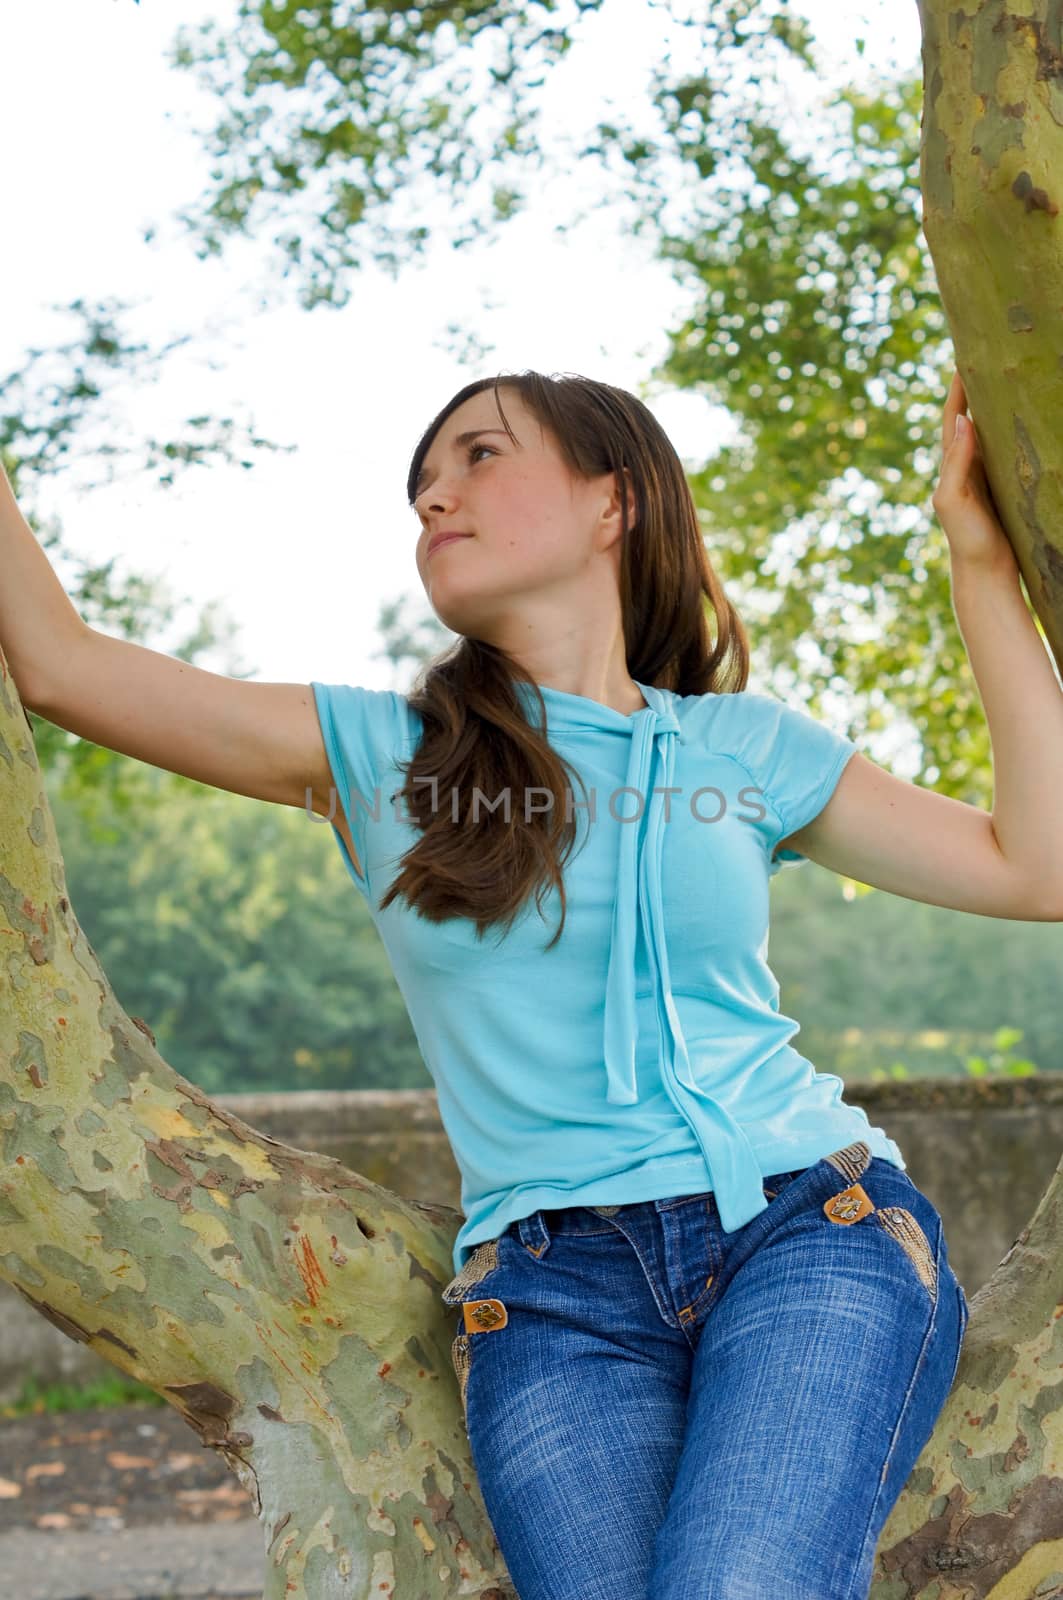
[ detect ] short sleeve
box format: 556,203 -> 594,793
310,682 -> 413,898
729,692 -> 859,872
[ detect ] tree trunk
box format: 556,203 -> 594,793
865,9 -> 1063,1590
0,647 -> 516,1598
917,0 -> 1063,677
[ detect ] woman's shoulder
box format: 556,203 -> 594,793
673,685 -> 781,740
311,681 -> 422,753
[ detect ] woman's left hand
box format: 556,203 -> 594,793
932,370 -> 1020,578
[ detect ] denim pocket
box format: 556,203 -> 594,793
872,1205 -> 939,1305
821,1156 -> 940,1306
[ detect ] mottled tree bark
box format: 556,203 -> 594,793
870,1166 -> 1063,1595
918,0 -> 1063,675
867,10 -> 1063,1590
0,646 -> 515,1598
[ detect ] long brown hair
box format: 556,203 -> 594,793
377,370 -> 750,948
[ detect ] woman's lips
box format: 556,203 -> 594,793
428,534 -> 472,557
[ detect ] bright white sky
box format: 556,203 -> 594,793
1,0 -> 921,695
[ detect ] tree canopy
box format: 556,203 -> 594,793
167,0 -> 1056,807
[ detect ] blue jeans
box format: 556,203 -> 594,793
442,1141 -> 969,1600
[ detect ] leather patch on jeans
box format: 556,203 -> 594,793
462,1298 -> 508,1333
823,1182 -> 875,1225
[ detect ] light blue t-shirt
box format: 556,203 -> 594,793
311,678 -> 905,1274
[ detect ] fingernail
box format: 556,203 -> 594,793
954,414 -> 968,439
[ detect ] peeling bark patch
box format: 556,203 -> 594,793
1012,170 -> 1059,214
267,1510 -> 291,1549
176,1079 -> 263,1146
1009,411 -> 1063,619
146,1138 -> 195,1211
74,1107 -> 106,1138
257,1402 -> 285,1422
1,1252 -> 45,1287
252,1221 -> 276,1269
130,1015 -> 157,1048
165,1378 -> 237,1445
405,1334 -> 435,1373
972,105 -> 1025,165
37,1246 -> 108,1304
1014,412 -> 1041,498
1041,539 -> 1063,601
293,1231 -> 327,1306
14,1032 -> 48,1089
0,880 -> 57,960
1033,23 -> 1063,83
1048,80 -> 1063,129
107,1024 -> 154,1080
923,65 -> 953,215
897,1478 -> 1063,1594
966,9 -> 1033,166
26,806 -> 47,848
13,1286 -> 93,1344
1008,304 -> 1036,331
92,1027 -> 139,1109
96,1325 -> 138,1357
876,1482 -> 981,1589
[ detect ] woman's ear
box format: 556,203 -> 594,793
621,466 -> 638,532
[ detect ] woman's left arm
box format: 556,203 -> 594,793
779,371 -> 1063,921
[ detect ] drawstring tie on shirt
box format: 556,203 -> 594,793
602,686 -> 767,1232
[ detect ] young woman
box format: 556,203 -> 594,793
2,367 -> 1054,1600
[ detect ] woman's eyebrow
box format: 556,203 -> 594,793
414,428 -> 510,494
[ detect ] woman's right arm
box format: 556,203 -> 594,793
0,465 -> 337,819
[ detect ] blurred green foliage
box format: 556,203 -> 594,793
47,761 -> 426,1093
0,1371 -> 166,1420
165,0 -> 1063,810
47,750 -> 1063,1091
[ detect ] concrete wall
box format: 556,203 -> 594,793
1,1078 -> 1059,1404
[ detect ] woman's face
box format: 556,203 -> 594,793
412,387 -> 625,640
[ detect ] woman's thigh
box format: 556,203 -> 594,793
647,1157 -> 969,1600
443,1217 -> 692,1600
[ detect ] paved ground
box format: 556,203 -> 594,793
0,1404 -> 262,1599
0,1520 -> 262,1599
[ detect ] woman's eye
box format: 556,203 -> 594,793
468,442 -> 495,464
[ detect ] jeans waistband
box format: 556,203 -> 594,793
516,1169 -> 810,1255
